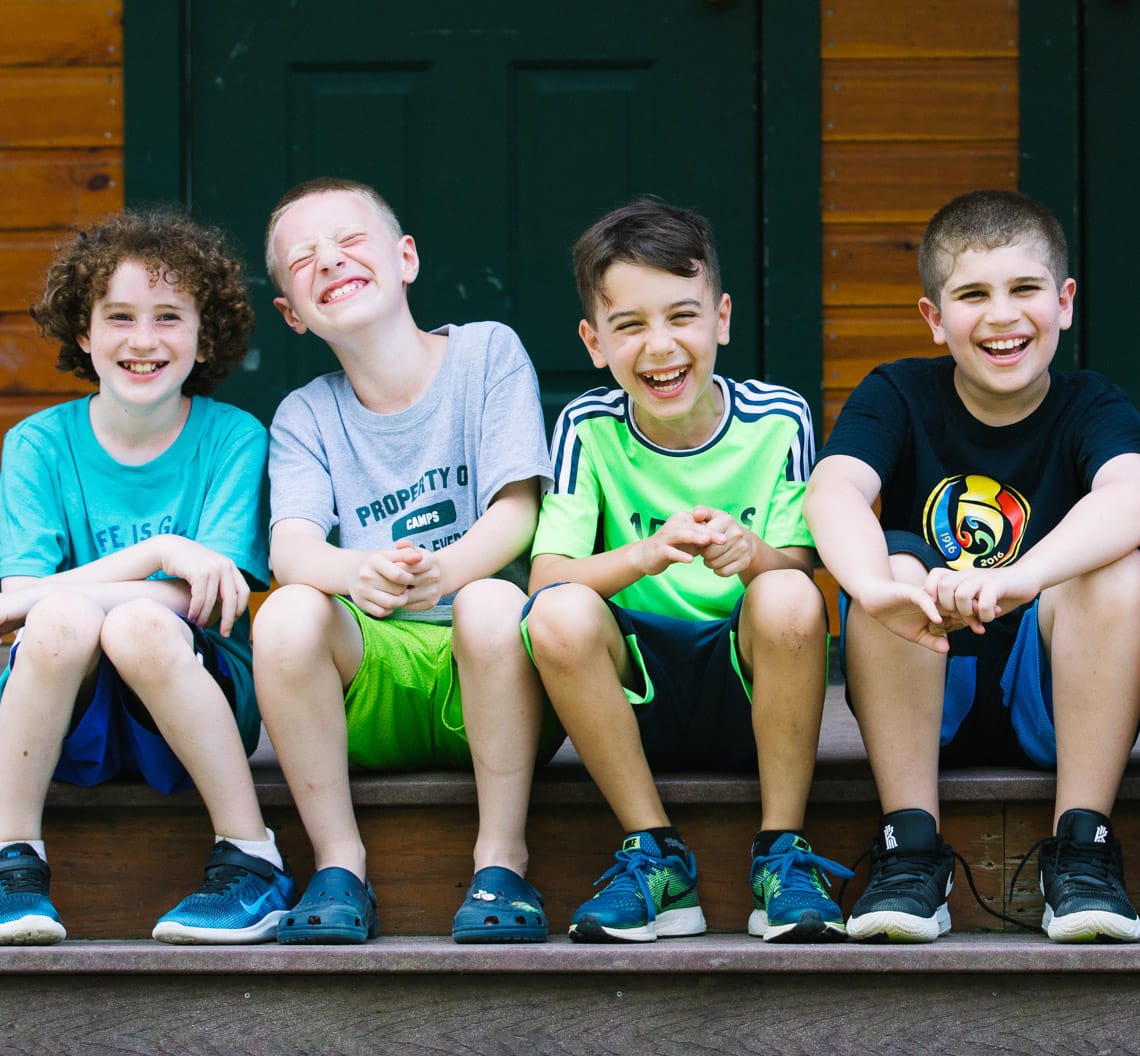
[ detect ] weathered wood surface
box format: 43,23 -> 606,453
0,958 -> 1137,1056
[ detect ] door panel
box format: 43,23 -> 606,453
185,2 -> 757,427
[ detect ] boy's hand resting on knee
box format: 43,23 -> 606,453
924,565 -> 1038,632
157,536 -> 250,636
858,577 -> 951,654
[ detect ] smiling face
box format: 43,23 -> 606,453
579,260 -> 731,448
270,189 -> 418,343
918,239 -> 1076,425
78,258 -> 202,412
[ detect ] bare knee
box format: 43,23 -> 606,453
253,583 -> 340,661
740,568 -> 827,646
525,583 -> 614,667
100,599 -> 191,676
18,592 -> 104,670
452,578 -> 526,655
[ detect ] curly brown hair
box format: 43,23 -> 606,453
30,211 -> 255,396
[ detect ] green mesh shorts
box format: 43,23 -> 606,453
336,596 -> 563,770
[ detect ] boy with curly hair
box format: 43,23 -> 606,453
0,211 -> 295,945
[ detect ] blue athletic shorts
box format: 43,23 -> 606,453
522,585 -> 757,771
8,619 -> 237,794
837,530 -> 1055,768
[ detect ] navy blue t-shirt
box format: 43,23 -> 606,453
822,356 -> 1140,573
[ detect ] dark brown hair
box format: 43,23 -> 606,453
918,189 -> 1069,304
31,211 -> 254,396
573,196 -> 723,323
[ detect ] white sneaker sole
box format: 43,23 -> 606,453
0,914 -> 66,945
846,903 -> 950,942
152,908 -> 287,945
1043,905 -> 1140,943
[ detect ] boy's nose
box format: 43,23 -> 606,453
645,325 -> 673,355
127,323 -> 159,351
314,239 -> 345,271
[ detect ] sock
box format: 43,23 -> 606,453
0,839 -> 46,862
751,829 -> 804,857
642,826 -> 688,859
216,828 -> 283,871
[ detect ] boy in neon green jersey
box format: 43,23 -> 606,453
522,196 -> 849,943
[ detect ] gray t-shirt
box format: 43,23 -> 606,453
269,321 -> 552,620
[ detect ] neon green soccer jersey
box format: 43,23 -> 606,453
533,376 -> 816,621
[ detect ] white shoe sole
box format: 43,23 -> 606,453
1043,905 -> 1140,943
846,903 -> 950,942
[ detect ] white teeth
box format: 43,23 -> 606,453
123,362 -> 161,374
644,368 -> 685,382
325,280 -> 364,302
982,338 -> 1025,352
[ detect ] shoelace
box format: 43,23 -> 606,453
837,843 -> 1038,934
0,861 -> 49,895
194,863 -> 251,895
593,849 -> 678,923
755,846 -> 854,892
1010,835 -> 1120,900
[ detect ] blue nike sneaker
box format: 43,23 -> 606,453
748,832 -> 852,942
0,843 -> 66,945
153,842 -> 297,944
569,830 -> 706,943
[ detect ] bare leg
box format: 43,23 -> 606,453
0,593 -> 102,840
100,599 -> 268,842
526,583 -> 668,833
452,579 -> 545,877
845,553 -> 946,824
736,569 -> 828,831
1041,550 -> 1140,829
253,584 -> 366,878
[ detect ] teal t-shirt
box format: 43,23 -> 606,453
533,376 -> 816,622
0,395 -> 269,751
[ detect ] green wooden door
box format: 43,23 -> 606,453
152,1 -> 759,428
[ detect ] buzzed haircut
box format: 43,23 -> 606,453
918,189 -> 1069,304
264,176 -> 402,290
573,196 -> 722,324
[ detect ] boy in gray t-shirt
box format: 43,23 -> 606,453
256,177 -> 563,944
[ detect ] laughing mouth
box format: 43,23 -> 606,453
642,367 -> 688,391
121,361 -> 164,374
322,279 -> 366,304
980,337 -> 1030,357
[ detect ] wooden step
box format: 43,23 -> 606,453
35,687 -> 1140,940
1,937 -> 1138,1056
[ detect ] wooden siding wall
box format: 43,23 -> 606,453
0,1 -> 124,442
820,0 -> 1021,438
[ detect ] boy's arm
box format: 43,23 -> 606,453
270,477 -> 543,617
0,534 -> 248,636
529,508 -> 716,598
927,451 -> 1140,624
804,454 -> 948,652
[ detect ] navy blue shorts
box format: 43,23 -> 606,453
9,619 -> 237,794
837,530 -> 1054,768
523,586 -> 757,771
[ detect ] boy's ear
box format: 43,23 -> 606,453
273,296 -> 308,335
1058,276 -> 1077,330
917,296 -> 947,345
579,318 -> 607,368
76,332 -> 90,355
715,292 -> 732,346
399,234 -> 421,286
